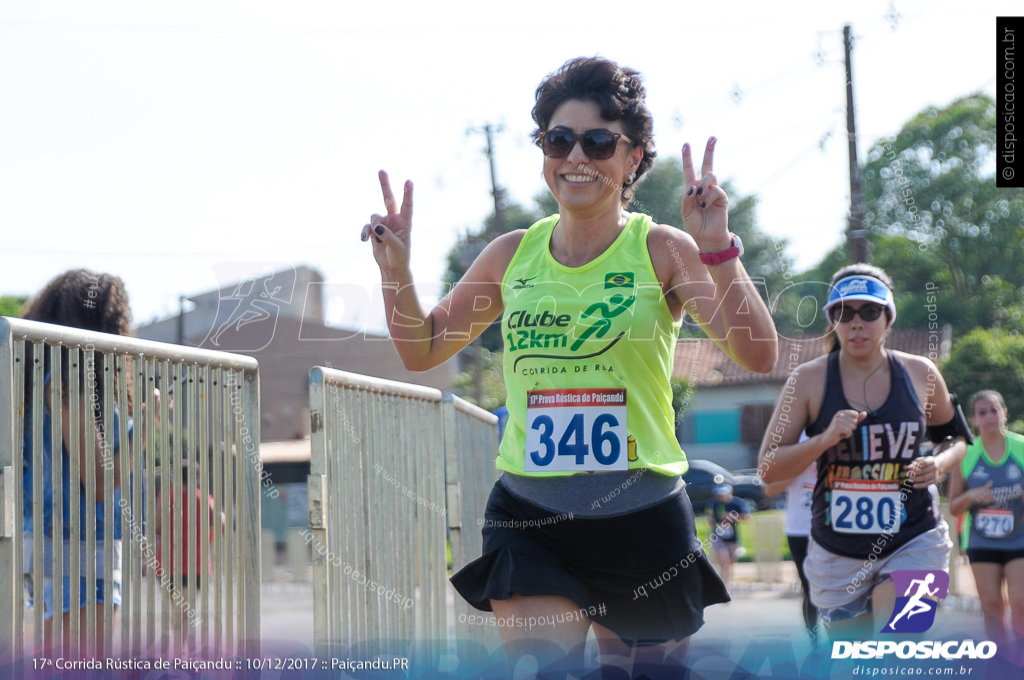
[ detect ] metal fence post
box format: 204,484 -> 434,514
0,317 -> 261,661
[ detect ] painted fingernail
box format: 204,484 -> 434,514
687,187 -> 694,196
375,225 -> 384,235
696,187 -> 703,196
361,234 -> 368,242
701,201 -> 707,208
375,237 -> 382,243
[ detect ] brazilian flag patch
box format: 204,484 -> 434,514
604,272 -> 635,289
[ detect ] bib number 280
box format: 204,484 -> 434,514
829,480 -> 902,535
525,388 -> 628,472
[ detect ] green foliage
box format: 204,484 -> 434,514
0,295 -> 27,317
443,200 -> 545,355
801,93 -> 1024,410
534,190 -> 559,219
671,377 -> 695,425
630,158 -> 688,229
791,92 -> 1024,438
451,346 -> 506,410
633,158 -> 793,298
770,245 -> 850,340
861,93 -> 1024,335
694,509 -> 789,562
942,328 -> 1024,421
627,157 -> 797,338
443,201 -> 543,288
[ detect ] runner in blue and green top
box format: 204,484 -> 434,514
949,390 -> 1024,646
361,56 -> 779,676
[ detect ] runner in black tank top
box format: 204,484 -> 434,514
757,264 -> 968,640
806,351 -> 939,559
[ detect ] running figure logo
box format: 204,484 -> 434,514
198,265 -> 296,352
882,570 -> 949,634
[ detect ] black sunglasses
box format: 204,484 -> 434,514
536,127 -> 633,160
829,303 -> 886,324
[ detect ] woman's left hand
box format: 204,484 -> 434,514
681,137 -> 731,253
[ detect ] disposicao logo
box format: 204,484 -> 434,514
830,570 -> 997,661
882,569 -> 948,634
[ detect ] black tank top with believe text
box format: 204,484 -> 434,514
806,351 -> 939,559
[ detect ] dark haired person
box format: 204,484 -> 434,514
758,264 -> 968,640
708,484 -> 749,591
362,56 -> 778,672
949,390 -> 1024,646
21,269 -> 134,654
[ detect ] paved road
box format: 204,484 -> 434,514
259,559 -> 1014,679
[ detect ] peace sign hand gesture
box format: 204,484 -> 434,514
361,170 -> 414,277
681,137 -> 732,253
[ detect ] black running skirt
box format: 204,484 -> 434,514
450,480 -> 729,644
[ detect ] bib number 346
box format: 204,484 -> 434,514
525,388 -> 628,472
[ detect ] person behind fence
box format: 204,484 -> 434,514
707,484 -> 748,591
154,460 -> 216,639
764,454 -> 819,639
21,269 -> 137,655
361,56 -> 778,674
948,390 -> 1024,647
757,263 -> 970,640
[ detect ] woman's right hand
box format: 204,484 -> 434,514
822,409 -> 867,448
361,170 -> 414,277
970,480 -> 995,506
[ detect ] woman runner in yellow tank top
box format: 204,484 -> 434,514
361,56 -> 778,676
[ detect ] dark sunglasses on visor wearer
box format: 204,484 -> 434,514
536,127 -> 634,160
829,302 -> 886,324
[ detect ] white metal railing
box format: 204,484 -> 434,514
0,317 -> 261,663
442,394 -> 500,647
307,368 -> 500,657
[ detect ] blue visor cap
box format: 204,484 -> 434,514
823,275 -> 896,323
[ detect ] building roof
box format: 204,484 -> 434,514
672,326 -> 952,388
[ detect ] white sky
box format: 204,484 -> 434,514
0,0 -> 1009,333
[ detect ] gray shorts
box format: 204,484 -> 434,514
804,521 -> 952,621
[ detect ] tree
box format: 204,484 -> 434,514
861,93 -> 1024,335
442,200 -> 543,406
451,345 -> 506,410
0,295 -> 27,318
625,157 -> 797,338
633,157 -> 793,301
442,200 -> 543,352
778,244 -> 851,339
942,328 -> 1024,423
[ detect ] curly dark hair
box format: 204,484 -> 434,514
24,269 -> 132,335
532,57 -> 656,206
23,269 -> 134,412
824,263 -> 895,354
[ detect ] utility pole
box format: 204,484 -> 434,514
482,123 -> 507,236
464,123 -> 508,406
177,295 -> 186,345
844,24 -> 869,263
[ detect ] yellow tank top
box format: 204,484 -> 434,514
497,213 -> 687,477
